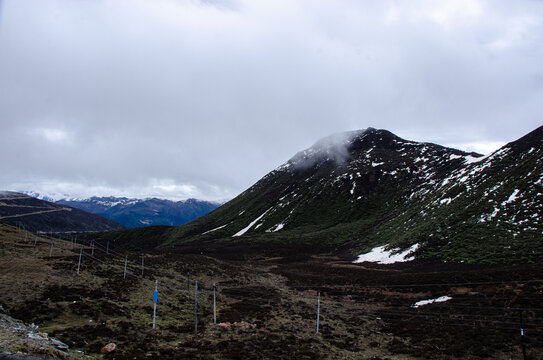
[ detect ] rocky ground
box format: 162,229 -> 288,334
0,305 -> 82,359
1,223 -> 542,359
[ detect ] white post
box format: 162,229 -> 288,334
194,280 -> 198,334
123,255 -> 128,279
213,284 -> 217,325
49,240 -> 54,257
91,241 -> 94,256
316,292 -> 321,334
152,280 -> 158,329
34,234 -> 38,247
141,254 -> 144,278
77,249 -> 83,274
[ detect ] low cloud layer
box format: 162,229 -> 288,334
1,0 -> 542,200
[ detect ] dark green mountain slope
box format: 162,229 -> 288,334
163,127 -> 479,241
160,126 -> 543,264
381,125 -> 543,263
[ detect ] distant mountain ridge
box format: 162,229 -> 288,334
53,196 -> 220,228
0,191 -> 124,233
160,126 -> 543,264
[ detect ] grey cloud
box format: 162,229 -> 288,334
0,0 -> 542,200
198,0 -> 240,11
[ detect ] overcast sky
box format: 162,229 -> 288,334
1,0 -> 542,201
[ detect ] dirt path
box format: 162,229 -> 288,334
0,204 -> 53,209
0,208 -> 71,220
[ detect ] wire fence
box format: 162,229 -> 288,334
3,224 -> 543,357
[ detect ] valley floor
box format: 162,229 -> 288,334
0,223 -> 542,359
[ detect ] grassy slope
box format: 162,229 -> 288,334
362,126 -> 543,264
82,225 -> 172,252
2,223 -> 543,359
158,128 -> 543,264
0,193 -> 124,233
0,223 -> 416,359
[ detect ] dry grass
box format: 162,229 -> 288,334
1,223 -> 542,359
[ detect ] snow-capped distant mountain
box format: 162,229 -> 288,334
19,191 -> 59,203
54,197 -> 220,228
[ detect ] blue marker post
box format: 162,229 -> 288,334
152,280 -> 158,329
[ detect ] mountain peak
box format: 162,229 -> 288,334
280,128 -> 393,170
278,128 -> 475,172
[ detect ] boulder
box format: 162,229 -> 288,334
101,343 -> 116,353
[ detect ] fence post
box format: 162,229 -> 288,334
141,254 -> 145,278
316,292 -> 321,334
91,241 -> 94,256
34,234 -> 38,247
124,255 -> 128,279
520,310 -> 527,360
77,249 -> 83,274
152,280 -> 158,329
49,240 -> 54,257
194,280 -> 198,334
213,284 -> 217,325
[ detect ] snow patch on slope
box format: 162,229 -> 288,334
354,243 -> 420,264
267,223 -> 285,232
233,208 -> 272,237
412,296 -> 452,308
504,189 -> 520,205
203,224 -> 228,234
